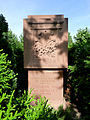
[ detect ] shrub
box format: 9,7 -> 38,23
0,49 -> 17,94
15,90 -> 57,120
0,89 -> 21,120
0,89 -> 57,120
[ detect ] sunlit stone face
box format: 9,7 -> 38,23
23,15 -> 68,109
24,15 -> 68,69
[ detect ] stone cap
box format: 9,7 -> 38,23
27,15 -> 64,24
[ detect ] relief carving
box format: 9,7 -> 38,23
33,39 -> 57,57
24,15 -> 68,68
33,29 -> 58,58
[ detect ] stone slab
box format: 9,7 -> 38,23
28,70 -> 64,109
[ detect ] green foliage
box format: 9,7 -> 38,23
0,50 -> 77,119
0,46 -> 78,120
16,92 -> 57,120
0,50 -> 20,119
0,90 -> 21,120
0,14 -> 8,37
0,14 -> 9,63
0,29 -> 27,93
0,49 -> 17,93
19,33 -> 24,45
2,30 -> 23,70
0,90 -> 78,120
0,14 -> 89,120
68,28 -> 90,119
56,106 -> 78,120
68,32 -> 73,46
0,14 -> 27,93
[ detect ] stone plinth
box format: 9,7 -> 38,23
28,70 -> 64,109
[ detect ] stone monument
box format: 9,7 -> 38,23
23,15 -> 68,109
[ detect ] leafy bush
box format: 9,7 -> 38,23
0,89 -> 21,120
2,30 -> 27,93
0,91 -> 79,120
14,90 -> 57,120
0,49 -> 20,119
0,50 -> 56,119
0,44 -> 80,120
0,49 -> 17,94
1,14 -> 88,120
0,89 -> 57,120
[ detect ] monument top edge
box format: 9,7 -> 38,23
27,15 -> 64,18
23,15 -> 68,24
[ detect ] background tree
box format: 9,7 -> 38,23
0,14 -> 10,56
3,30 -> 28,93
68,32 -> 73,46
0,14 -> 90,119
68,28 -> 90,119
0,14 -> 8,37
0,49 -> 17,94
0,14 -> 27,93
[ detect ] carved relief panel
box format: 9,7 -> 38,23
24,15 -> 68,68
33,29 -> 57,58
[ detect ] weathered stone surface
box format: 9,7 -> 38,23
24,15 -> 68,68
23,15 -> 68,109
28,70 -> 64,109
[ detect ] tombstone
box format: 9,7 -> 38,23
23,15 -> 68,109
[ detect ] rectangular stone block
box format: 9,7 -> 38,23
23,15 -> 68,109
28,70 -> 64,109
24,15 -> 68,69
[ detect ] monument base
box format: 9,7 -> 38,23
28,70 -> 66,109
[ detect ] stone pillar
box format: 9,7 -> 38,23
23,15 -> 68,109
